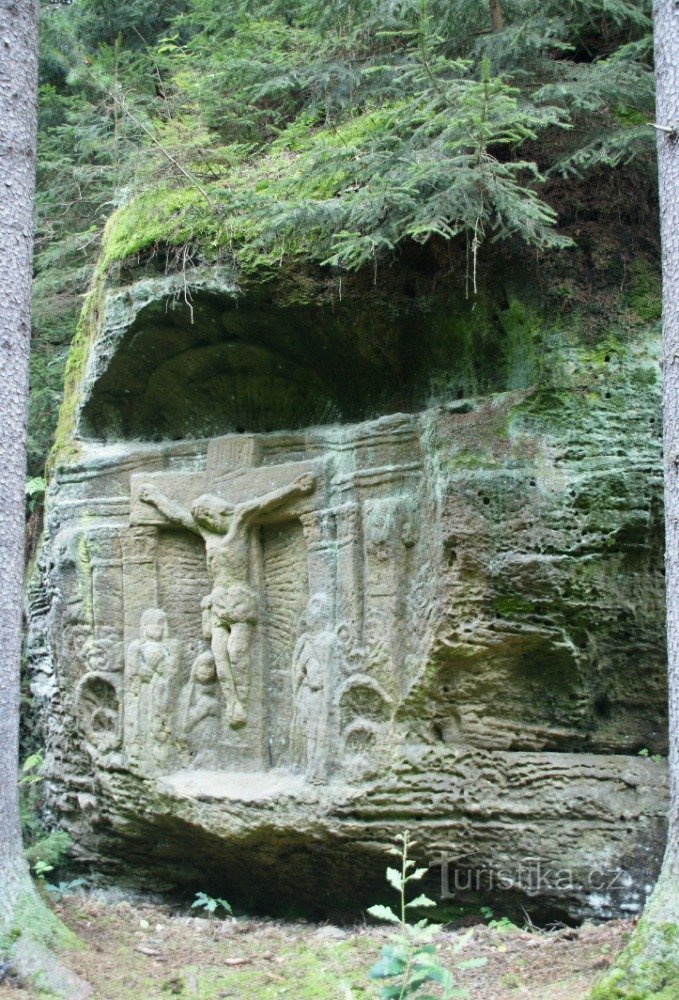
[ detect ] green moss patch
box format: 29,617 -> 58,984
589,919 -> 679,999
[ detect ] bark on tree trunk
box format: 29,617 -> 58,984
0,0 -> 40,916
655,0 -> 679,906
489,0 -> 504,33
0,5 -> 90,996
589,2 -> 679,995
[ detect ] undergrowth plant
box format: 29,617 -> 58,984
43,878 -> 88,902
25,475 -> 45,515
19,749 -> 73,878
368,831 -> 486,999
191,891 -> 232,919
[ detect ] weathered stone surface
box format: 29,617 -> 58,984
29,273 -> 669,921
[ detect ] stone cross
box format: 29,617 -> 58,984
128,435 -> 323,744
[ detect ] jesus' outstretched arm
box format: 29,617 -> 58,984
233,473 -> 316,528
138,484 -> 200,535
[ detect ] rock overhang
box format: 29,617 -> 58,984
71,270 -> 547,446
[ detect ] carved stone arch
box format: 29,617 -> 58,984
75,672 -> 121,751
337,674 -> 392,730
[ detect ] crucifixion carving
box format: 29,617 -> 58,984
132,459 -> 319,728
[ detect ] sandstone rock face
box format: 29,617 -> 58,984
30,274 -> 669,921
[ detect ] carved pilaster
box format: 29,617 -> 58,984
88,528 -> 124,640
334,502 -> 362,643
121,527 -> 158,639
300,509 -> 335,597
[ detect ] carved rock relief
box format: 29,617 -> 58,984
49,421 -> 427,784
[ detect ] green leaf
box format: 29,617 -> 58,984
367,954 -> 405,979
19,750 -> 45,785
425,967 -> 453,988
26,476 -> 46,498
406,894 -> 437,908
451,929 -> 474,951
367,904 -> 400,924
408,867 -> 429,881
412,921 -> 441,939
386,867 -> 403,891
380,987 -> 407,999
456,957 -> 488,970
412,944 -> 437,957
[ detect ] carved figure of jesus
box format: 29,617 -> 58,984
139,473 -> 316,727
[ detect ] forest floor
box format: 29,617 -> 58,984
0,893 -> 632,999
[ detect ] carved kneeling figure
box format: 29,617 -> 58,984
183,651 -> 221,767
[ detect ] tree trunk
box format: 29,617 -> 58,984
589,2 -> 679,995
0,5 -> 90,996
0,0 -> 40,918
489,0 -> 504,33
654,0 -> 679,921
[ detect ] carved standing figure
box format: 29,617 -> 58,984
139,474 -> 316,727
125,608 -> 181,767
290,593 -> 336,783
